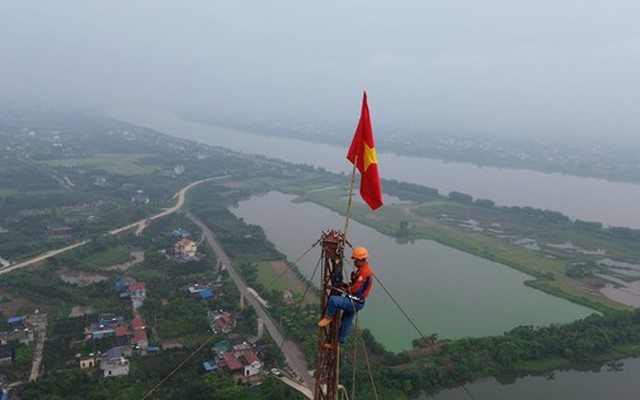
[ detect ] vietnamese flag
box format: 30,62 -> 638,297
347,92 -> 383,210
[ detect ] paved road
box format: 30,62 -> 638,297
280,376 -> 314,399
109,175 -> 229,236
0,241 -> 88,275
187,213 -> 315,396
0,175 -> 229,275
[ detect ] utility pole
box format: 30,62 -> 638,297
314,229 -> 346,400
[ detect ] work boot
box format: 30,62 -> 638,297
318,316 -> 333,327
322,342 -> 335,351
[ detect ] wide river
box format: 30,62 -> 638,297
115,110 -> 640,228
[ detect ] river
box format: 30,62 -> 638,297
114,110 -> 640,228
231,191 -> 593,352
423,357 -> 640,400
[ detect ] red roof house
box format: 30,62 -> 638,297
223,352 -> 243,372
114,325 -> 128,337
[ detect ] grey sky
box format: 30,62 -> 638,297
2,1 -> 640,138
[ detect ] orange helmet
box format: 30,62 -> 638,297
351,247 -> 369,260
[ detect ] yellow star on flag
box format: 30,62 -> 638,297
363,142 -> 377,172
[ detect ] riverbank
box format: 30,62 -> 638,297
287,186 -> 632,313
514,343 -> 640,374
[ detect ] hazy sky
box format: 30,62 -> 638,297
2,1 -> 640,138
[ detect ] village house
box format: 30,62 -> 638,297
174,238 -> 197,259
100,348 -> 130,378
93,177 -> 107,187
0,329 -> 33,345
187,282 -> 216,299
209,311 -> 235,334
46,223 -> 71,236
130,316 -> 148,349
173,165 -> 186,175
131,190 -> 150,204
112,325 -> 130,348
114,277 -> 137,292
232,341 -> 253,357
242,350 -> 263,377
214,345 -> 264,382
203,360 -> 219,373
220,352 -> 244,376
79,355 -> 97,369
0,316 -> 34,345
214,340 -> 232,356
129,281 -> 147,309
86,313 -> 124,340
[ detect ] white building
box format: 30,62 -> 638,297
242,350 -> 262,377
101,348 -> 130,378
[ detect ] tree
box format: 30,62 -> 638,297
448,191 -> 473,203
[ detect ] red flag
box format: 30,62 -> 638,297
347,92 -> 383,210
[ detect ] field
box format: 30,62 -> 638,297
255,261 -> 318,304
68,244 -> 132,271
38,153 -> 161,175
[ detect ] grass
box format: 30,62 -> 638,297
38,153 -> 161,175
56,302 -> 73,319
80,245 -> 131,269
255,261 -> 291,292
593,343 -> 640,361
515,357 -> 571,372
254,261 -> 318,305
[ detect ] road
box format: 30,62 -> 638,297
187,213 -> 315,396
109,175 -> 229,235
0,175 -> 229,275
280,376 -> 314,399
27,313 -> 48,382
0,241 -> 88,275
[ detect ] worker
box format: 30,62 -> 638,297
318,246 -> 374,344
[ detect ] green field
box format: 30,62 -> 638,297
254,261 -> 317,305
255,261 -> 291,292
79,244 -> 132,269
39,153 -> 161,175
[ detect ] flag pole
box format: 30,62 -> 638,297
343,154 -> 358,243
